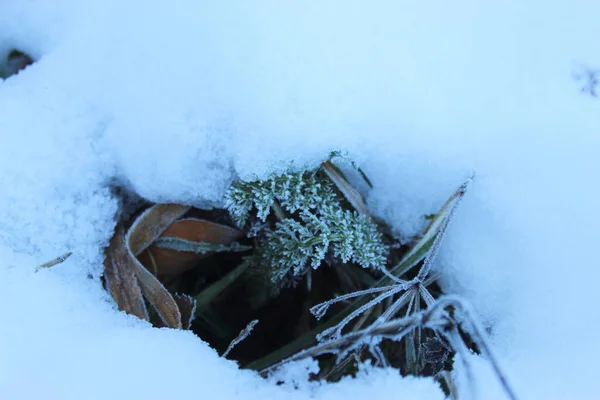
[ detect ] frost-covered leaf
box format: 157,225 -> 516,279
105,205 -> 191,329
127,204 -> 191,255
328,150 -> 373,188
415,176 -> 472,280
154,237 -> 251,254
104,223 -> 149,321
129,248 -> 182,329
389,176 -> 471,280
138,218 -> 246,276
173,294 -> 197,330
322,160 -> 371,217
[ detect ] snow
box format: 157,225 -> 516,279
1,0 -> 599,399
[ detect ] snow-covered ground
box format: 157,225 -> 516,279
1,1 -> 599,399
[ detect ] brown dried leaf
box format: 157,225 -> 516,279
105,203 -> 241,329
162,218 -> 244,244
130,256 -> 182,329
104,204 -> 188,329
127,204 -> 191,255
103,224 -> 149,321
138,218 -> 244,276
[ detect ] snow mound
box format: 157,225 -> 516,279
1,1 -> 600,399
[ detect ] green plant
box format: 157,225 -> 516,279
100,155 -> 517,399
224,167 -> 388,286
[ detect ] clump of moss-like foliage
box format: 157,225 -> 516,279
225,168 -> 388,290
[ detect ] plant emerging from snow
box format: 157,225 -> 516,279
253,174 -> 518,400
225,168 -> 388,283
226,170 -> 336,226
262,207 -> 386,282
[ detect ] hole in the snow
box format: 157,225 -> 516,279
0,49 -> 34,79
101,158 -> 484,396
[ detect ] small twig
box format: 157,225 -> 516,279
223,319 -> 259,358
310,283 -> 403,320
36,252 -> 73,271
380,266 -> 408,284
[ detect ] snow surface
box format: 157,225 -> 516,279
1,1 -> 599,399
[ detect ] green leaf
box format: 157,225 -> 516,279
194,259 -> 251,315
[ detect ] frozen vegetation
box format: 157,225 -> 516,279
1,1 -> 600,399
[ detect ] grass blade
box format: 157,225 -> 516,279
194,259 -> 251,315
322,160 -> 371,217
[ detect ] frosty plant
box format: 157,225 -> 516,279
225,164 -> 388,288
99,154 -> 517,399
251,174 -> 518,400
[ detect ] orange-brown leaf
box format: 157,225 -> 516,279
127,204 -> 191,255
104,223 -> 149,321
130,255 -> 182,329
105,205 -> 188,329
139,218 -> 244,276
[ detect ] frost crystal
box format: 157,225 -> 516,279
225,168 -> 388,284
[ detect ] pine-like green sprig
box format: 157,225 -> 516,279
261,209 -> 387,283
224,170 -> 337,227
225,167 -> 388,285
